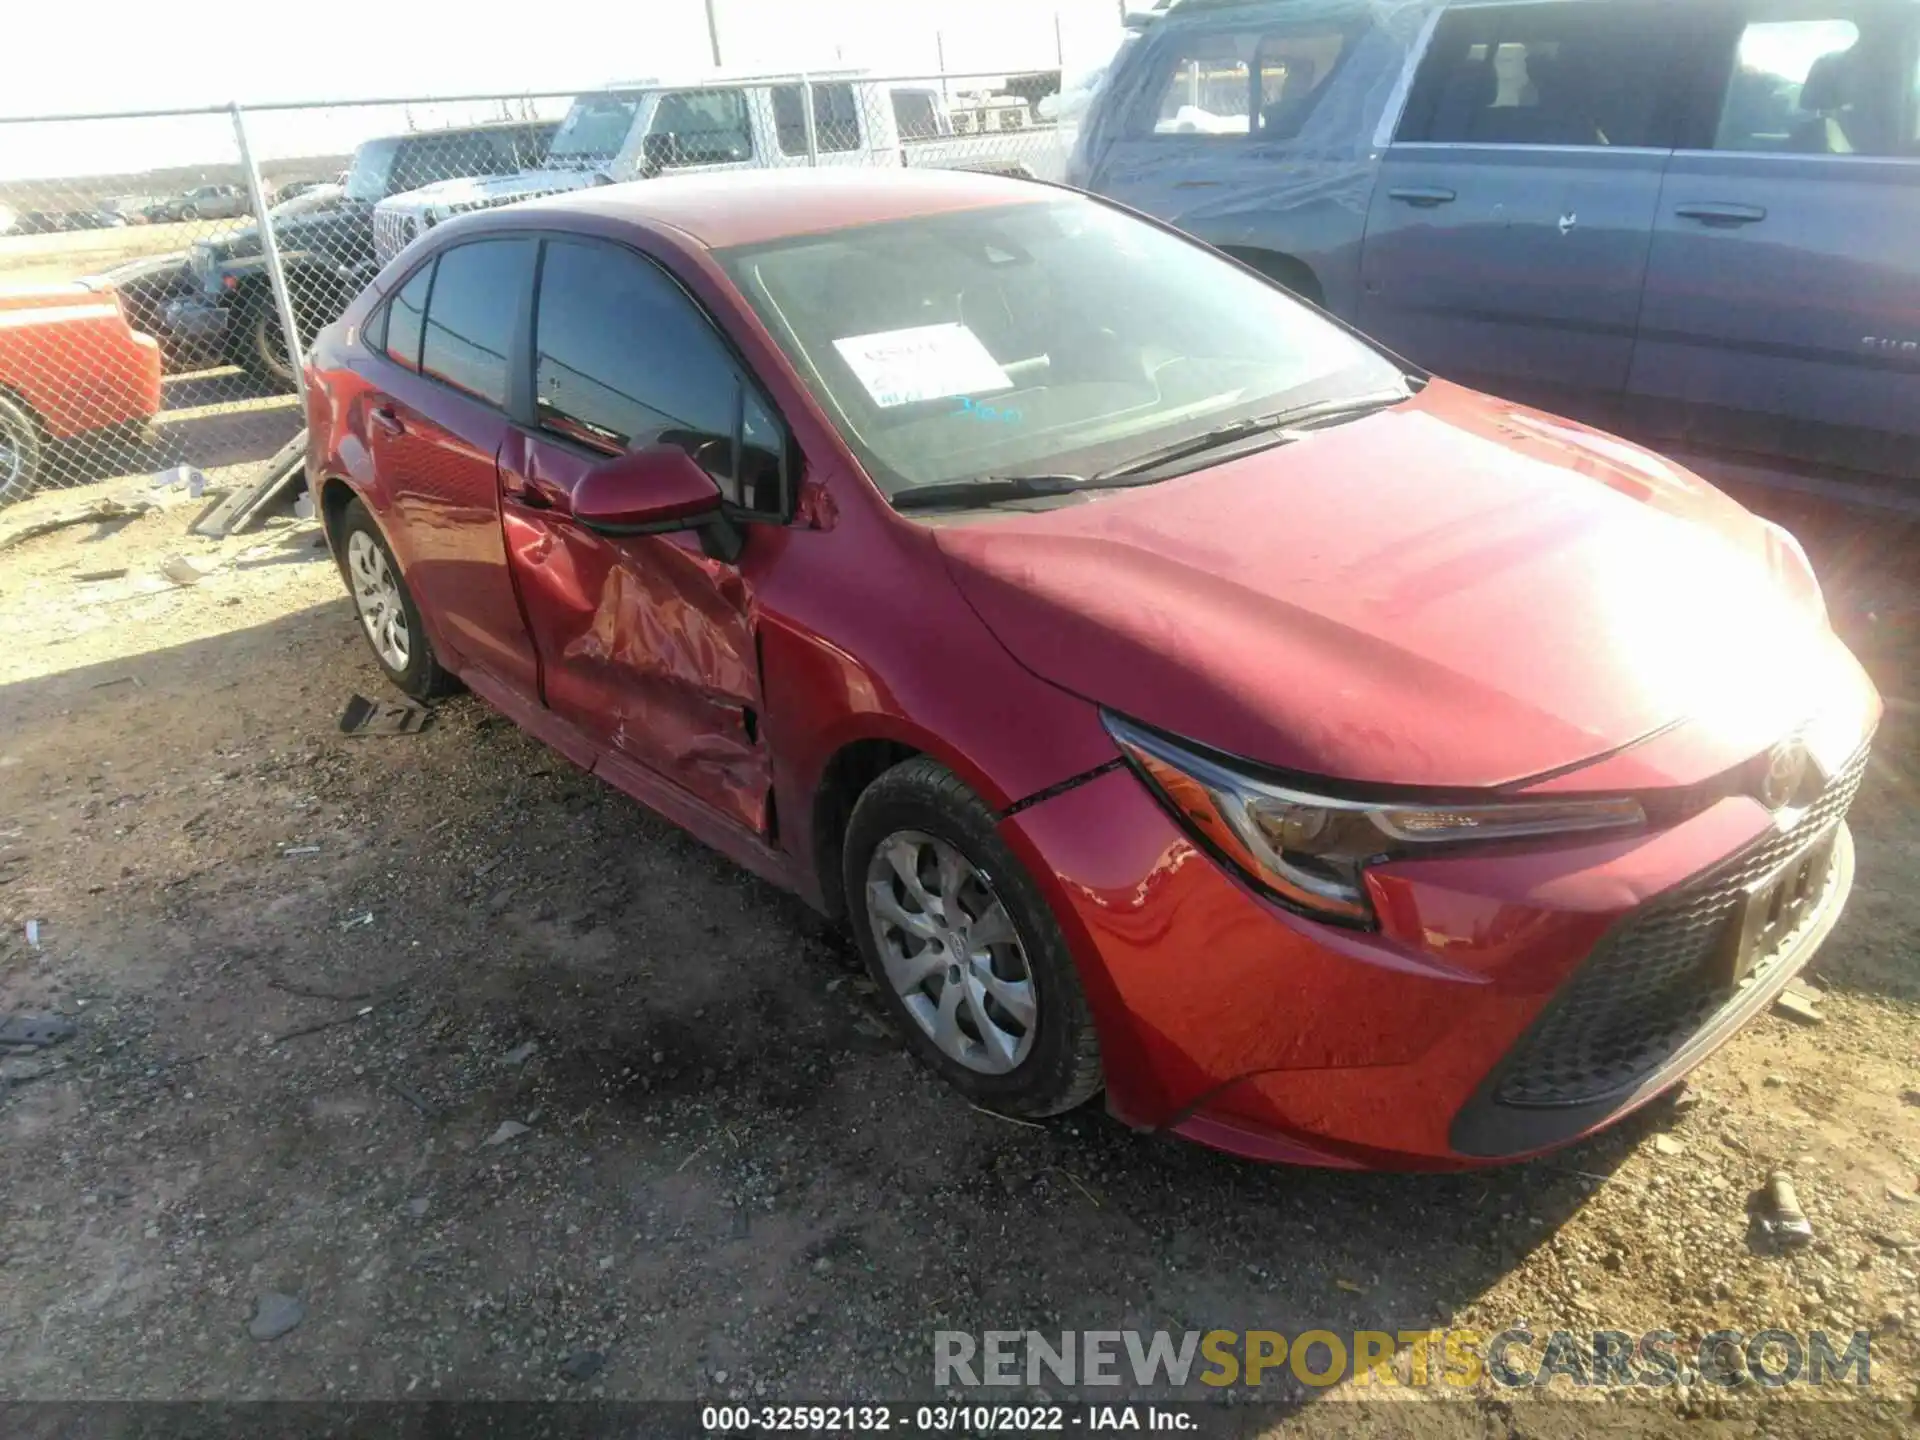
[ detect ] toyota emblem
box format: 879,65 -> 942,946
1759,739 -> 1810,811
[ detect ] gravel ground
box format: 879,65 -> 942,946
0,474 -> 1915,1435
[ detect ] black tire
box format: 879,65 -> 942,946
237,296 -> 299,391
842,756 -> 1102,1118
0,392 -> 44,508
335,497 -> 461,701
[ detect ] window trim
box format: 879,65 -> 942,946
522,230 -> 797,524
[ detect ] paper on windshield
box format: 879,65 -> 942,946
832,323 -> 1012,409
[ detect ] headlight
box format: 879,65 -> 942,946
1105,713 -> 1645,927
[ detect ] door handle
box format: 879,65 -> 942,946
1388,186 -> 1457,208
501,474 -> 567,515
369,405 -> 405,436
1675,203 -> 1766,228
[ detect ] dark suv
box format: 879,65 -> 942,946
165,119 -> 556,388
1073,0 -> 1920,508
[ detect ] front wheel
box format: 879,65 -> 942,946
336,498 -> 460,701
0,392 -> 44,507
843,757 -> 1103,1118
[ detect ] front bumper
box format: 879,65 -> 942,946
999,743 -> 1868,1170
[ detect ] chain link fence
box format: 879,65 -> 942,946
0,69 -> 1068,509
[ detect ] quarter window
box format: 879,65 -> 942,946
418,239 -> 533,408
532,238 -> 782,512
1142,27 -> 1351,138
773,83 -> 863,155
1713,16 -> 1905,155
1398,1 -> 1685,149
383,262 -> 432,371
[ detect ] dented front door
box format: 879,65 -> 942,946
499,425 -> 769,835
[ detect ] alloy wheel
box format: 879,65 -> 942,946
346,529 -> 411,672
863,829 -> 1037,1074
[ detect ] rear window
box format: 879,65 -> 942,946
1397,0 -> 1689,149
1139,24 -> 1353,140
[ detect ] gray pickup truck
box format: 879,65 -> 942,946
1072,0 -> 1920,509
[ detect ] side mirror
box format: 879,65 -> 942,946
572,445 -> 722,536
641,132 -> 681,172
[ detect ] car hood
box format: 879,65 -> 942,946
933,383 -> 1844,790
384,169 -> 599,212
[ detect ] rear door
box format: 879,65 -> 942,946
1628,1 -> 1920,484
362,239 -> 542,698
1359,0 -> 1705,420
497,234 -> 786,835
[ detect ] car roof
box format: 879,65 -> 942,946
510,168 -> 1056,250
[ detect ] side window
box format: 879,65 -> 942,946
892,88 -> 945,140
1398,1 -> 1685,149
533,239 -> 784,513
383,262 -> 433,371
418,239 -> 534,408
1141,27 -> 1350,137
813,84 -> 862,151
363,300 -> 389,355
649,88 -> 754,165
774,84 -> 864,154
1713,16 -> 1904,156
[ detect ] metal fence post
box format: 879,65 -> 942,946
799,72 -> 819,166
230,102 -> 307,405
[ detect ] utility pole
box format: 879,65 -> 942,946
705,0 -> 723,67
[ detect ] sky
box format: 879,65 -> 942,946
0,0 -> 1137,183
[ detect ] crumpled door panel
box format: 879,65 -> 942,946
504,507 -> 769,835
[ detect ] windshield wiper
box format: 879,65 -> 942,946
1092,389 -> 1410,482
892,474 -> 1088,511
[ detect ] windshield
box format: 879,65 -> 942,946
550,94 -> 643,162
717,198 -> 1405,500
343,139 -> 399,202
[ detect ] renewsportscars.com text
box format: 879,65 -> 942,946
934,1328 -> 1873,1390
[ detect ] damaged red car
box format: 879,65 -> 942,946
305,169 -> 1878,1169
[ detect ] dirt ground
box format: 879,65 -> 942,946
0,473 -> 1915,1435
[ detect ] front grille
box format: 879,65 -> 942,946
1492,745 -> 1869,1108
372,210 -> 414,266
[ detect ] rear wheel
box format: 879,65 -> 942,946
843,757 -> 1102,1118
0,393 -> 44,507
336,498 -> 460,700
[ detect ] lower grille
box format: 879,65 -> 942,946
1492,746 -> 1869,1109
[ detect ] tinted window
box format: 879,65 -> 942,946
1400,1 -> 1684,149
384,262 -> 432,371
533,239 -> 773,508
892,88 -> 945,140
649,88 -> 754,165
774,83 -> 863,155
1142,26 -> 1351,138
1714,15 -> 1907,155
419,239 -> 533,407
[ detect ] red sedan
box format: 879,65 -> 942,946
304,170 -> 1878,1170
